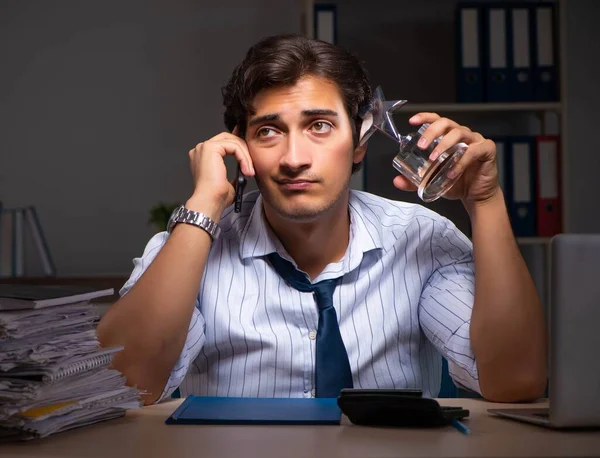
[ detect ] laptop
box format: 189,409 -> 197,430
488,234 -> 600,428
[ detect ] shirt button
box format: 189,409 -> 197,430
308,331 -> 317,340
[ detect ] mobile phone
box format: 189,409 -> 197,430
234,164 -> 247,213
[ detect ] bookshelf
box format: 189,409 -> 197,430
309,0 -> 566,244
308,0 -> 575,318
401,102 -> 561,114
399,99 -> 563,248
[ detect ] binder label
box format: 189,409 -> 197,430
537,7 -> 554,66
490,9 -> 507,68
539,140 -> 558,198
462,9 -> 480,67
513,142 -> 531,203
316,10 -> 335,44
513,8 -> 530,68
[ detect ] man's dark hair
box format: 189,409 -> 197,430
222,34 -> 372,173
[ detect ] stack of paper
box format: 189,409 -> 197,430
0,285 -> 142,440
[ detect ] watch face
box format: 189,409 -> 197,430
167,206 -> 184,233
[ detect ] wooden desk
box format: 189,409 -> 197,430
1,398 -> 599,458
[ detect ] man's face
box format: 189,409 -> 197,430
245,75 -> 365,223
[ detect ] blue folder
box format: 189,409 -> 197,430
507,136 -> 536,237
456,3 -> 485,102
484,4 -> 511,102
165,395 -> 342,425
507,4 -> 534,102
531,3 -> 559,101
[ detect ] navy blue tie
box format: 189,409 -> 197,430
268,253 -> 353,398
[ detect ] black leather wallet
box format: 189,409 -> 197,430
337,388 -> 469,427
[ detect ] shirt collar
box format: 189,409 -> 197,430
347,190 -> 385,253
238,193 -> 279,260
239,191 -> 384,275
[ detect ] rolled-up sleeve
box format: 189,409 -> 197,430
418,221 -> 481,395
120,232 -> 206,402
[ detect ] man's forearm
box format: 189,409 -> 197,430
97,199 -> 220,404
465,190 -> 547,402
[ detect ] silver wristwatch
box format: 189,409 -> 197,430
167,205 -> 221,241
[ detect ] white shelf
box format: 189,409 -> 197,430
399,102 -> 561,114
516,237 -> 553,246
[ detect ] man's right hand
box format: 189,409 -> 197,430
99,131 -> 255,404
186,129 -> 255,220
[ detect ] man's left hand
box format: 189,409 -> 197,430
392,112 -> 500,204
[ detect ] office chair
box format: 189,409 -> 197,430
438,357 -> 458,398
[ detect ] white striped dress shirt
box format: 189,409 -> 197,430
120,190 -> 480,401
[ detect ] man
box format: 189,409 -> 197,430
97,35 -> 547,405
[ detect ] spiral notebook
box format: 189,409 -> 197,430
166,395 -> 342,425
1,347 -> 122,382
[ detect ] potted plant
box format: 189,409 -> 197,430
148,202 -> 179,232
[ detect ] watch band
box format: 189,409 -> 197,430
167,205 -> 221,241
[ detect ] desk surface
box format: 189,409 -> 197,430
1,398 -> 599,458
